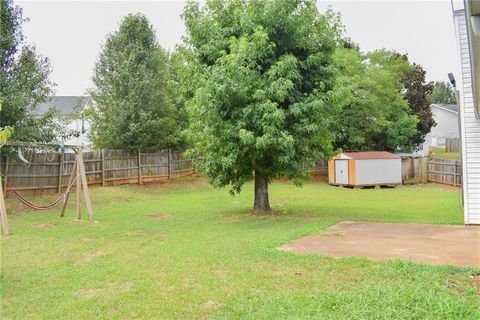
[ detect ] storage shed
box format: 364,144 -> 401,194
328,151 -> 402,187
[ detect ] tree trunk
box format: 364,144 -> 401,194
253,170 -> 273,215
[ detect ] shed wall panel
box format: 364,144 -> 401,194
355,159 -> 402,185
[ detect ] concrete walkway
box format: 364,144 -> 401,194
280,221 -> 480,267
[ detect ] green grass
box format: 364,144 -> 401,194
431,146 -> 461,160
1,178 -> 478,319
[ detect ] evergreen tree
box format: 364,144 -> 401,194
89,13 -> 181,150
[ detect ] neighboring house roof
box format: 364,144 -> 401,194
36,96 -> 90,116
342,151 -> 400,160
431,104 -> 458,114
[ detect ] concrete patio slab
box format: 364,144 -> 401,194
280,221 -> 480,267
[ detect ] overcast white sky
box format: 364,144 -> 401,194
17,0 -> 460,96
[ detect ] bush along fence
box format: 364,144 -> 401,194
0,149 -> 194,196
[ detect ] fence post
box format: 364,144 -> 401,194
168,149 -> 171,179
101,149 -> 106,187
138,150 -> 142,185
454,161 -> 457,187
57,152 -> 64,193
3,156 -> 9,197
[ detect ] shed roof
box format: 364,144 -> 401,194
343,151 -> 400,160
36,96 -> 90,115
431,103 -> 458,114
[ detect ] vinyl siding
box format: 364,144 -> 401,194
455,10 -> 480,224
430,107 -> 459,146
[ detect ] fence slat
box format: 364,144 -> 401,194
3,157 -> 9,197
101,149 -> 106,187
57,153 -> 64,193
138,150 -> 142,185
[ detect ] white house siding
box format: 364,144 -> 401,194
455,10 -> 480,225
430,107 -> 459,146
355,159 -> 402,185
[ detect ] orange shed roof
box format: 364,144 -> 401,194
343,151 -> 400,160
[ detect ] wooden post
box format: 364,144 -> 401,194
60,157 -> 77,217
101,149 -> 106,187
138,150 -> 142,185
168,149 -> 171,179
57,152 -> 64,193
76,157 -> 81,220
0,177 -> 9,236
3,156 -> 9,197
77,152 -> 93,221
454,162 -> 457,187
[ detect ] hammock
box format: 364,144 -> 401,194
6,175 -> 78,211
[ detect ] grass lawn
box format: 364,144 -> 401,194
1,177 -> 478,319
431,146 -> 461,160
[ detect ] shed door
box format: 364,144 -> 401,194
335,160 -> 349,185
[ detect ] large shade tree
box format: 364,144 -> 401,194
0,0 -> 61,143
89,13 -> 182,150
183,0 -> 340,214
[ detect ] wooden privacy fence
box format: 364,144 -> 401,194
400,156 -> 462,187
401,157 -> 429,184
427,156 -> 462,187
0,151 -> 463,195
304,159 -> 328,180
0,149 -> 194,195
445,138 -> 461,152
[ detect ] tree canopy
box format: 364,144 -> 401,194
329,45 -> 437,152
431,81 -> 457,104
88,13 -> 183,150
0,0 -> 62,143
0,101 -> 12,144
183,0 -> 341,213
399,59 -> 435,149
328,47 -> 418,152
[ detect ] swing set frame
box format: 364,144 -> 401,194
0,141 -> 94,236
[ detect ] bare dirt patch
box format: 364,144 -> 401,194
302,215 -> 320,221
201,300 -> 222,311
77,288 -> 105,298
84,250 -> 105,262
34,223 -> 56,229
280,221 -> 480,267
145,213 -> 173,219
77,282 -> 134,298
